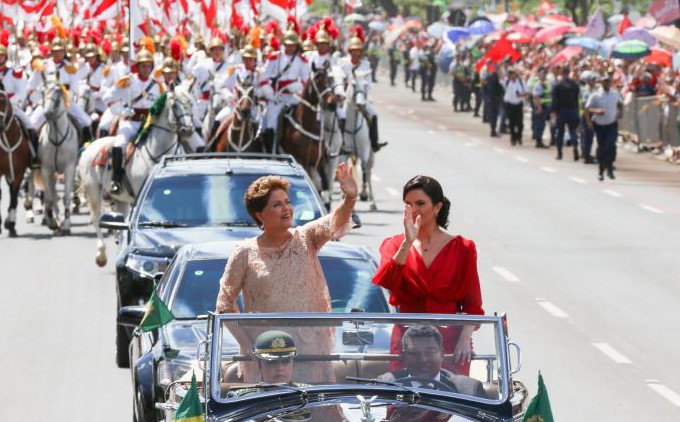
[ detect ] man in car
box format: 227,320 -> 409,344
378,324 -> 486,397
252,330 -> 298,384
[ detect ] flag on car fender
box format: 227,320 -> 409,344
140,288 -> 175,332
521,372 -> 554,422
173,372 -> 203,422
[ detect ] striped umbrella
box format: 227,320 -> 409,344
612,39 -> 650,59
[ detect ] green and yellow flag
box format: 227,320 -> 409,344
140,288 -> 175,332
522,372 -> 554,422
173,372 -> 203,422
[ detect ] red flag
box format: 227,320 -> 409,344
201,0 -> 217,28
476,36 -> 521,71
617,14 -> 632,35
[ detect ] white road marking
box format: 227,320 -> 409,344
541,167 -> 557,173
639,204 -> 664,214
515,156 -> 529,163
569,176 -> 586,184
647,381 -> 680,407
493,147 -> 506,153
385,187 -> 400,197
603,189 -> 622,198
536,298 -> 569,318
592,342 -> 632,364
492,266 -> 520,282
372,174 -> 382,183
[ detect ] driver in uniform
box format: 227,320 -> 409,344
378,324 -> 485,396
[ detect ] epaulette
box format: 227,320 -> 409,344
65,63 -> 78,75
154,69 -> 163,79
116,75 -> 131,88
158,82 -> 165,94
103,67 -> 110,78
31,58 -> 45,72
12,69 -> 23,79
267,51 -> 279,61
227,66 -> 236,76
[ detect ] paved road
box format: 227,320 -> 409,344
2,75 -> 680,420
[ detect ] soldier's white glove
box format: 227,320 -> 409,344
260,84 -> 274,101
285,81 -> 303,96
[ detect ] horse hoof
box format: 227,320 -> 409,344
8,229 -> 17,238
360,193 -> 368,202
60,229 -> 71,236
370,203 -> 377,211
95,255 -> 107,267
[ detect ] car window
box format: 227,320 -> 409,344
170,257 -> 387,318
137,174 -> 322,227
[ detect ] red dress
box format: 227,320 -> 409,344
372,234 -> 484,375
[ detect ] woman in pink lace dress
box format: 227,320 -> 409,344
216,162 -> 358,384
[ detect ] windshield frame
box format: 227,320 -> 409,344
207,313 -> 512,407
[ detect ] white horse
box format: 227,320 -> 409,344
38,83 -> 80,234
78,85 -> 194,267
318,66 -> 346,209
342,71 -> 376,211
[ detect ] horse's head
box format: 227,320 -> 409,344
309,62 -> 338,111
0,90 -> 11,131
77,84 -> 94,114
168,86 -> 195,139
349,70 -> 370,110
234,75 -> 255,121
43,83 -> 67,121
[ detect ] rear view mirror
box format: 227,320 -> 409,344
342,330 -> 374,346
118,305 -> 146,328
99,212 -> 129,230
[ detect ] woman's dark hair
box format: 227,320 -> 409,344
402,175 -> 450,229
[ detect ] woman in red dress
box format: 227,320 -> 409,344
372,175 -> 484,375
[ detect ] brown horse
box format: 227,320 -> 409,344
214,80 -> 262,154
280,64 -> 338,194
0,91 -> 31,237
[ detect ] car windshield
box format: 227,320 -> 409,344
136,174 -> 323,227
209,314 -> 508,414
169,257 -> 388,318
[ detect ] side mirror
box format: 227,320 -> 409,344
118,305 -> 146,328
99,212 -> 129,230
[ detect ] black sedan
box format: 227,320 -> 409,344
100,153 -> 327,368
120,240 -> 391,422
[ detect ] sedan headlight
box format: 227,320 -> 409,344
126,254 -> 170,279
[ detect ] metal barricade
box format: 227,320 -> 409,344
619,94 -> 680,148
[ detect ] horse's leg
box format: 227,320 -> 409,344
366,151 -> 377,212
41,167 -> 58,231
85,166 -> 107,266
5,179 -> 20,237
22,170 -> 35,223
60,164 -> 77,235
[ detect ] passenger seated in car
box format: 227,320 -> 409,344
377,324 -> 486,397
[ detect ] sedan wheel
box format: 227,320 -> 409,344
116,324 -> 131,368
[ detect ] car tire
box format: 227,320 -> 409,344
116,324 -> 131,368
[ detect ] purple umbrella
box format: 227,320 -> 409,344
621,27 -> 657,47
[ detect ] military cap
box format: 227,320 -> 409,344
347,36 -> 363,51
283,26 -> 300,45
253,330 -> 297,361
135,48 -> 154,64
209,36 -> 225,50
241,44 -> 258,59
51,37 -> 66,51
84,43 -> 98,58
161,57 -> 179,73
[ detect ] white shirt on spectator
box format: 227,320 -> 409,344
503,78 -> 525,105
409,47 -> 420,71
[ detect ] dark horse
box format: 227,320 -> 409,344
280,63 -> 338,199
214,77 -> 262,153
0,91 -> 31,237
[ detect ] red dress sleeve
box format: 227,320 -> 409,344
460,239 -> 484,316
372,235 -> 405,291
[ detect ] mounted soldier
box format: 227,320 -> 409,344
259,16 -> 309,153
0,44 -> 35,157
213,43 -> 261,131
78,44 -> 107,131
27,37 -> 94,145
103,49 -> 164,194
191,36 -> 230,137
338,27 -> 387,152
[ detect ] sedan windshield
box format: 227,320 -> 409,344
170,257 -> 388,318
137,174 -> 323,227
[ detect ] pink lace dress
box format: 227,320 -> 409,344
215,213 -> 351,384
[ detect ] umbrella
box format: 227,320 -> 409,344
549,45 -> 582,67
540,14 -> 574,26
565,36 -> 601,51
598,36 -> 620,57
368,20 -> 387,33
508,23 -> 538,37
427,21 -> 449,39
438,44 -> 455,73
534,24 -> 572,43
468,20 -> 495,36
506,32 -> 533,44
444,27 -> 471,44
612,39 -> 650,59
635,16 -> 656,29
650,25 -> 680,49
621,27 -> 657,47
344,13 -> 366,23
645,47 -> 671,67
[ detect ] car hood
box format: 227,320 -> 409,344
131,226 -> 259,256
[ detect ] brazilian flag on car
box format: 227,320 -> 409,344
173,372 -> 203,422
140,287 -> 175,332
522,372 -> 554,422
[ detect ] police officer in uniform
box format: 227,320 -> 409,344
531,67 -> 550,149
252,330 -> 299,384
103,49 -> 163,194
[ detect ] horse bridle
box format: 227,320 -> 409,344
45,85 -> 73,147
141,93 -> 192,164
227,84 -> 261,152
